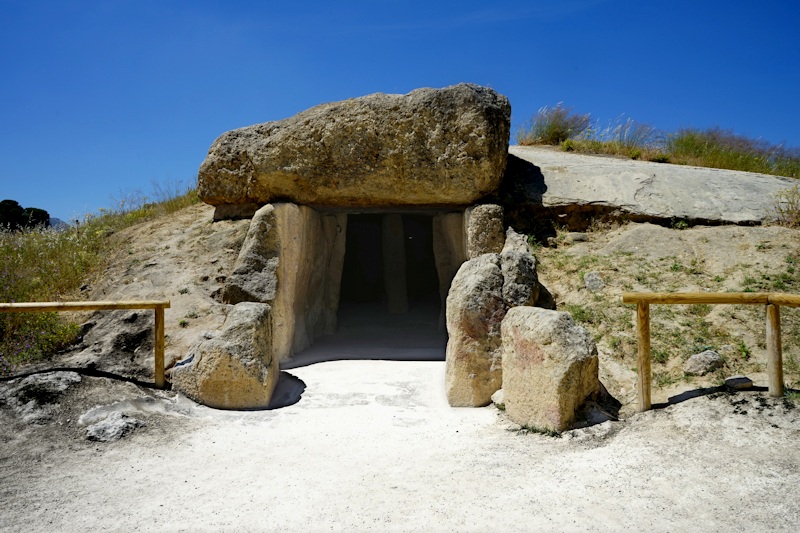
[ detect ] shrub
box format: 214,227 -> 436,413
774,185 -> 800,228
517,103 -> 591,145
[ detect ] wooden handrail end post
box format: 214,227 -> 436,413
637,302 -> 652,412
154,305 -> 166,389
766,303 -> 784,398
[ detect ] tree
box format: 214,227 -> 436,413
0,199 -> 50,230
0,199 -> 24,230
22,207 -> 50,228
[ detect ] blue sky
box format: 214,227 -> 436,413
2,0 -> 798,221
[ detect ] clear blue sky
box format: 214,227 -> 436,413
2,0 -> 798,221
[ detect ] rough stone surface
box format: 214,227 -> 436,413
502,227 -> 554,310
684,350 -> 724,376
500,306 -> 600,432
222,204 -> 280,305
465,204 -> 505,258
85,412 -> 144,442
500,246 -> 539,308
584,271 -> 605,292
199,84 -> 510,208
171,302 -> 278,409
503,145 -> 798,230
726,375 -> 754,390
0,372 -> 81,424
445,254 -> 506,407
222,203 -> 346,361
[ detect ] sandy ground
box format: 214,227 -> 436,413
2,203 -> 800,531
2,356 -> 799,532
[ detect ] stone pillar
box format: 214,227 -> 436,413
382,214 -> 408,314
433,211 -> 467,329
220,203 -> 347,363
465,204 -> 505,258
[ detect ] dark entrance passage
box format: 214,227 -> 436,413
285,212 -> 447,368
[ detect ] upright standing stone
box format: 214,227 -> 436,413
382,214 -> 408,314
465,204 -> 505,258
222,202 -> 346,361
445,254 -> 506,406
500,307 -> 600,432
171,302 -> 278,410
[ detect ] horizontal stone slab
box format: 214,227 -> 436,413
198,84 -> 510,208
504,145 -> 797,228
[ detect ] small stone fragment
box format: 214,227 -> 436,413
684,350 -> 723,376
86,412 -> 144,442
564,232 -> 589,243
491,389 -> 505,409
725,375 -> 754,390
583,271 -> 605,292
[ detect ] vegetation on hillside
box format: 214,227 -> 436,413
0,181 -> 198,376
536,226 -> 800,395
517,104 -> 800,179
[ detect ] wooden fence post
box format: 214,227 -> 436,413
766,303 -> 784,398
154,305 -> 166,389
637,302 -> 651,411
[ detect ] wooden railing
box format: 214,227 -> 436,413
0,300 -> 171,388
621,292 -> 800,412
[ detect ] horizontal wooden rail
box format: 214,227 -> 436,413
622,292 -> 800,307
622,292 -> 796,411
0,300 -> 170,389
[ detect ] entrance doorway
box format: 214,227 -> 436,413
285,212 -> 447,368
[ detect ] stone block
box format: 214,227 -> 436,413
501,306 -> 599,432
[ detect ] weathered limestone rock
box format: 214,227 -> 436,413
684,350 -> 723,376
198,84 -> 511,209
172,302 -> 277,409
504,145 -> 798,230
465,204 -> 504,258
500,230 -> 539,308
85,412 -> 144,442
584,271 -> 605,292
222,203 -> 346,361
500,307 -> 600,432
445,227 -> 555,407
445,254 -> 506,407
222,204 -> 280,304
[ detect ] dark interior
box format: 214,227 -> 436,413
338,213 -> 440,315
286,212 -> 446,368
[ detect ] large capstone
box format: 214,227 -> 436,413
198,84 -> 511,210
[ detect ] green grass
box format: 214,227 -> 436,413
536,234 -> 800,391
517,104 -> 800,179
0,180 -> 199,376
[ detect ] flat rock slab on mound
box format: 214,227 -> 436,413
199,83 -> 511,209
505,145 -> 797,228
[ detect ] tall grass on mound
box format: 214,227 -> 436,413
666,128 -> 800,178
517,103 -> 800,177
0,181 -> 199,376
516,103 -> 591,145
565,116 -> 664,160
